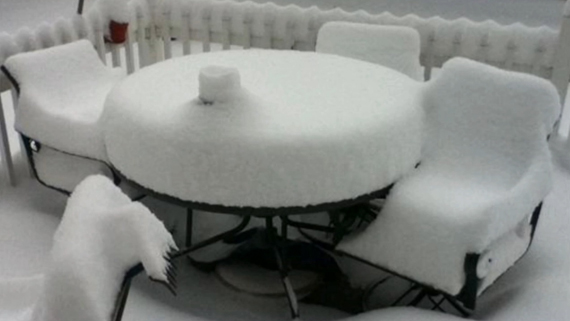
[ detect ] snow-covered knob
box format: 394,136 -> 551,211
199,66 -> 241,104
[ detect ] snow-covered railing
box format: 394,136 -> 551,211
2,0 -> 570,186
157,0 -> 560,81
1,0 -> 567,99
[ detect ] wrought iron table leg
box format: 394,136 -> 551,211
281,215 -> 289,239
266,217 -> 300,320
186,208 -> 193,247
172,215 -> 251,259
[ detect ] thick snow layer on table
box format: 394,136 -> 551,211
4,39 -> 124,161
339,58 -> 561,295
102,50 -> 424,208
316,22 -> 422,80
30,175 -> 175,321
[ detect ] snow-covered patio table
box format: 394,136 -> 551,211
101,49 -> 424,212
101,49 -> 424,318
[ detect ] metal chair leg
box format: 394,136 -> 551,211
111,277 -> 133,321
171,216 -> 251,259
408,289 -> 427,306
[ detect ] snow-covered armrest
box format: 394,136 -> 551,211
32,175 -> 176,321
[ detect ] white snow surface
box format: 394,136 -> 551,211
102,49 -> 424,207
4,39 -> 125,161
316,22 -> 422,80
1,1 -> 570,321
339,58 -> 561,296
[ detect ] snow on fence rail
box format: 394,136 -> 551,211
160,0 -> 561,81
0,0 -> 566,91
1,0 -> 570,186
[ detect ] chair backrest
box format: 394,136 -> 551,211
3,39 -> 117,105
32,175 -> 175,321
316,21 -> 423,80
1,39 -> 124,160
422,57 -> 560,186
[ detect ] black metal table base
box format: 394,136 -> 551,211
176,210 -> 301,319
108,168 -> 395,320
266,217 -> 300,319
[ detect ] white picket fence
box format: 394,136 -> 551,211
1,0 -> 570,186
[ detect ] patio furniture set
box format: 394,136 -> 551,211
0,1 -> 565,320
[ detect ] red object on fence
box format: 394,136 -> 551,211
107,20 -> 129,44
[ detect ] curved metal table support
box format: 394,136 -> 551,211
112,167 -> 390,320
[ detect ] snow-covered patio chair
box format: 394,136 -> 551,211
316,22 -> 423,80
1,39 -> 125,194
0,175 -> 176,321
337,57 -> 561,314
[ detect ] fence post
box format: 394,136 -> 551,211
0,95 -> 16,186
551,2 -> 570,128
146,0 -> 163,64
77,0 -> 85,15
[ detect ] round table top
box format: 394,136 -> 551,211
102,50 -> 424,211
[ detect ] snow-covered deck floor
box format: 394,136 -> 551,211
1,87 -> 570,321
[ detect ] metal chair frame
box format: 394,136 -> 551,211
294,202 -> 543,316
281,188 -> 543,316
